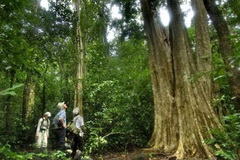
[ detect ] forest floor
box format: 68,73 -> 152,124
91,149 -> 171,160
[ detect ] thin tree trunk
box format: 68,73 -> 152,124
203,0 -> 240,110
74,0 -> 84,116
22,72 -> 35,124
203,0 -> 232,59
141,0 -> 221,158
5,69 -> 15,131
42,78 -> 46,112
98,1 -> 109,56
41,66 -> 48,113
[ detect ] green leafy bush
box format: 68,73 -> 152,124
0,145 -> 70,160
0,145 -> 34,160
207,113 -> 240,160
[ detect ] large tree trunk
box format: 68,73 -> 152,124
74,0 -> 84,116
141,0 -> 221,159
22,72 -> 35,124
140,0 -> 177,154
203,0 -> 240,110
193,0 -> 212,100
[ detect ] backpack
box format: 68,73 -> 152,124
35,118 -> 49,132
66,119 -> 80,141
40,118 -> 50,131
67,120 -> 80,135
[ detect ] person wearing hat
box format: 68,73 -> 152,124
35,112 -> 51,149
53,102 -> 68,150
71,107 -> 84,159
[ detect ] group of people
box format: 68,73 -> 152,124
35,102 -> 84,159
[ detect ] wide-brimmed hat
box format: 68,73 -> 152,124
57,102 -> 65,109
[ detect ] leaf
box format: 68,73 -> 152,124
0,84 -> 23,96
213,75 -> 226,81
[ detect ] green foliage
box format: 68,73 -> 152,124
0,84 -> 23,96
207,113 -> 240,160
49,150 -> 68,159
83,38 -> 153,153
1,0 -> 240,159
0,145 -> 70,160
0,116 -> 32,150
221,0 -> 240,26
210,44 -> 239,158
84,121 -> 108,154
0,145 -> 34,160
0,0 -> 153,157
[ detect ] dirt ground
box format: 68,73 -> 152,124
91,149 -> 172,160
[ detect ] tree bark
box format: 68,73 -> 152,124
74,0 -> 84,116
192,0 -> 212,104
203,0 -> 240,110
140,0 -> 177,154
140,0 -> 221,159
22,72 -> 35,124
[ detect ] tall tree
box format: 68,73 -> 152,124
22,72 -> 35,123
96,0 -> 110,56
4,69 -> 15,131
193,0 -> 212,98
41,66 -> 48,113
74,0 -> 84,116
140,0 -> 221,158
203,0 -> 240,110
21,0 -> 41,123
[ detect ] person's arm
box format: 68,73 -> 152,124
80,117 -> 85,132
58,111 -> 66,128
35,118 -> 42,138
76,116 -> 85,132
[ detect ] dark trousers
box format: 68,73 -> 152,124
54,128 -> 66,150
71,135 -> 83,159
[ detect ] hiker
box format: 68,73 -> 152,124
71,107 -> 84,159
35,112 -> 51,149
53,102 -> 68,150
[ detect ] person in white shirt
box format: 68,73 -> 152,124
71,107 -> 84,159
35,112 -> 51,149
